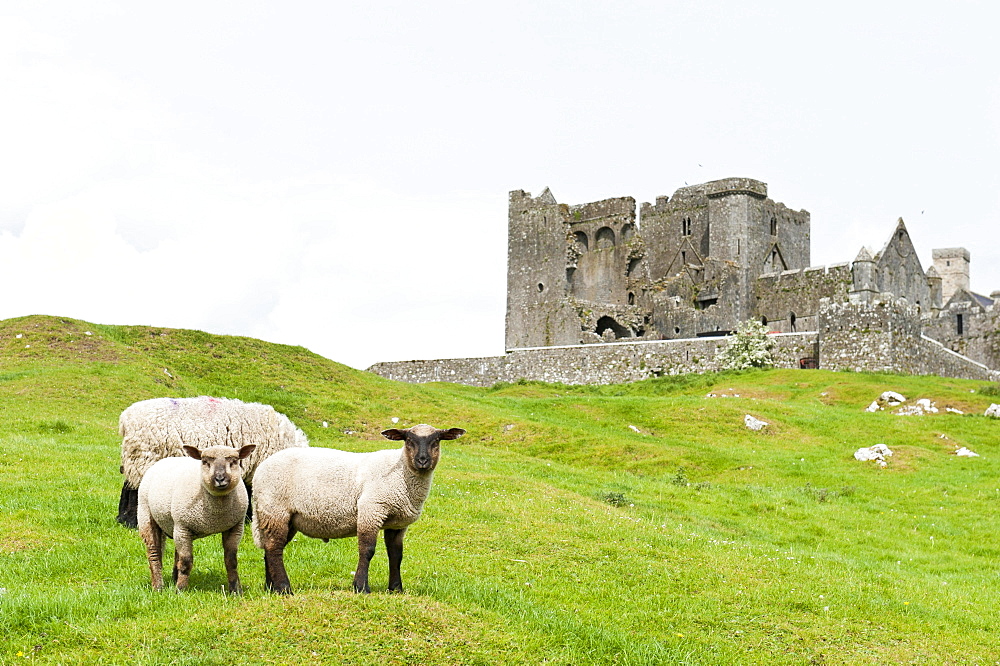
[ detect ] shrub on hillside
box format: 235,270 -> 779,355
717,319 -> 774,370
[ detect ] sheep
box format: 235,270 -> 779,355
116,396 -> 309,528
138,444 -> 256,592
252,423 -> 465,595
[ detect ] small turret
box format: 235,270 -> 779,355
850,247 -> 878,302
925,265 -> 943,311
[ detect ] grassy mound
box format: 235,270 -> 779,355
2,314 -> 999,664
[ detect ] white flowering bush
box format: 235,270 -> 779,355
717,319 -> 774,370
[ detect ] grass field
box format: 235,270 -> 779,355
2,314 -> 999,664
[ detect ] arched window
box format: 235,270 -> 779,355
573,231 -> 589,252
790,312 -> 797,332
681,217 -> 692,236
596,227 -> 616,249
596,316 -> 631,340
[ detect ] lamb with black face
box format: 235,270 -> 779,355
252,423 -> 465,595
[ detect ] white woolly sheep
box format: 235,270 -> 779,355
138,444 -> 255,592
252,423 -> 465,595
117,396 -> 309,528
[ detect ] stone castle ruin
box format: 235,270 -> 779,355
370,177 -> 1000,385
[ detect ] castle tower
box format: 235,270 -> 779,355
505,189 -> 588,349
932,247 -> 970,304
704,178 -> 770,321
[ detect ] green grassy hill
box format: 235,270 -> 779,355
2,314 -> 999,664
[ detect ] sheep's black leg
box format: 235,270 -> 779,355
140,519 -> 165,590
117,482 -> 139,529
222,525 -> 244,595
174,528 -> 194,592
384,528 -> 406,593
353,530 -> 378,594
261,517 -> 294,595
243,482 -> 253,524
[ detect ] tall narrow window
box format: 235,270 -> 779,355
681,217 -> 692,236
770,216 -> 777,235
957,314 -> 964,335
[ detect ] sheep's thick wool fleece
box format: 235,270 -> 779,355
121,396 -> 308,488
139,456 -> 248,539
252,447 -> 434,544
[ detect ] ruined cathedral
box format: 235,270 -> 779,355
370,177 -> 1000,386
505,177 -> 999,370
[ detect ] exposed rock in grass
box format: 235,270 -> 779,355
985,404 -> 1000,418
880,391 -> 906,406
896,398 -> 939,416
744,414 -> 768,431
854,443 -> 893,467
955,447 -> 980,457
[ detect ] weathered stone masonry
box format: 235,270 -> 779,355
370,297 -> 997,385
369,177 -> 1000,386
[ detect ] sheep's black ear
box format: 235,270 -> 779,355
382,429 -> 406,441
182,445 -> 202,460
440,428 -> 466,440
237,445 -> 257,459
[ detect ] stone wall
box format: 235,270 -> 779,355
923,302 -> 1000,371
368,333 -> 819,387
370,294 -> 998,386
818,297 -> 998,381
754,263 -> 853,333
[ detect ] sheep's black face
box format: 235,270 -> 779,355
383,424 -> 466,473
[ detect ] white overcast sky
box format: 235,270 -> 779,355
1,1 -> 998,369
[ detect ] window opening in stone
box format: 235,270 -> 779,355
595,316 -> 630,340
737,239 -> 741,255
628,292 -> 635,305
695,298 -> 718,310
596,226 -> 616,249
574,231 -> 589,252
681,251 -> 687,265
537,283 -> 545,293
681,217 -> 692,236
761,316 -> 768,326
674,326 -> 681,335
790,312 -> 797,331
957,313 -> 964,335
770,216 -> 777,235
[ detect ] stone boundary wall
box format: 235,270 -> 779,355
368,333 -> 819,387
818,298 -> 999,381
